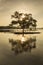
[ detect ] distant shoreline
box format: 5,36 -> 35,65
0,26 -> 42,34
0,26 -> 43,29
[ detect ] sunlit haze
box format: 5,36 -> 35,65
0,0 -> 43,27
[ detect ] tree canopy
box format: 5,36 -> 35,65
10,11 -> 37,29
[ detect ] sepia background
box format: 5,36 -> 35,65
0,0 -> 43,27
0,0 -> 43,65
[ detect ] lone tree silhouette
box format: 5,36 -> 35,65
9,11 -> 37,30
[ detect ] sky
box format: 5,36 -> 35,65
0,0 -> 43,27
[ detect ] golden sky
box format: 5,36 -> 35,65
0,0 -> 43,27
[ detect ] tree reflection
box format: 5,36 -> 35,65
9,36 -> 36,55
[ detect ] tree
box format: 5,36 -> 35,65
10,11 -> 37,30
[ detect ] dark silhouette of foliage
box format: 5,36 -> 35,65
10,11 -> 37,30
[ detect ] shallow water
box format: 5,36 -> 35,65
0,30 -> 43,65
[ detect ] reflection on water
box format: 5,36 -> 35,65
0,30 -> 43,65
9,36 -> 36,55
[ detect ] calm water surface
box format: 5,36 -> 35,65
0,30 -> 43,65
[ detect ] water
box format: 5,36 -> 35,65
0,30 -> 43,65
